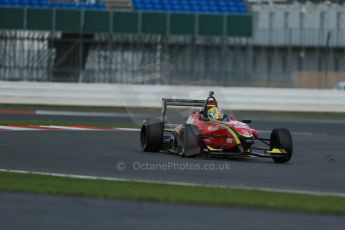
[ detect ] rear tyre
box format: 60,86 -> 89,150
177,124 -> 200,157
270,128 -> 293,163
140,119 -> 163,152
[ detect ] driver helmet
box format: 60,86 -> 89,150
208,107 -> 224,121
206,99 -> 217,111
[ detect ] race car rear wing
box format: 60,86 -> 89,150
162,98 -> 205,122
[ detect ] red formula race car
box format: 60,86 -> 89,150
140,92 -> 293,163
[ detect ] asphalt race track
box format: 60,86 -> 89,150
1,192 -> 345,230
0,113 -> 345,194
1,112 -> 345,229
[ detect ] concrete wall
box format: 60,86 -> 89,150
1,81 -> 344,112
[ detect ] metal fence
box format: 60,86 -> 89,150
1,29 -> 345,88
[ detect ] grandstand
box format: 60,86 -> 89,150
0,0 -> 248,14
1,0 -> 343,88
132,0 -> 248,14
0,0 -> 106,9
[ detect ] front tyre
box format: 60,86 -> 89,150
140,119 -> 163,152
177,124 -> 200,157
270,128 -> 293,163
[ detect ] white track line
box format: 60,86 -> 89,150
0,125 -> 140,131
0,125 -> 107,131
42,125 -> 108,131
36,110 -> 118,117
36,110 -> 148,118
0,125 -> 40,131
114,128 -> 140,131
1,169 -> 344,197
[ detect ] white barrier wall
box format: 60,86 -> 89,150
0,81 -> 345,113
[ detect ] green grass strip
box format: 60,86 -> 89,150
1,172 -> 345,216
0,120 -> 140,129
